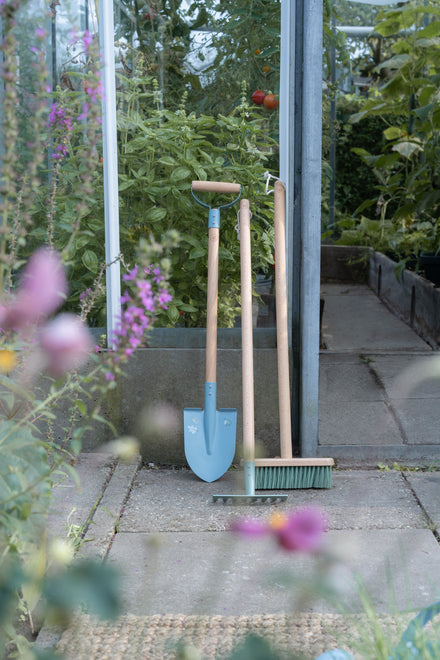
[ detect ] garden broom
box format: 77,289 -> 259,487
213,199 -> 287,504
254,180 -> 334,489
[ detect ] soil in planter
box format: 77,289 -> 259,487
419,253 -> 440,286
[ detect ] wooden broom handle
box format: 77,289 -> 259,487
274,180 -> 293,459
205,227 -> 219,383
240,199 -> 255,461
192,181 -> 241,194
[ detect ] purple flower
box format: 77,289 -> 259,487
230,518 -> 269,537
276,507 -> 328,553
83,29 -> 93,51
85,79 -> 104,103
0,249 -> 67,331
153,267 -> 164,283
230,507 -> 328,554
77,103 -> 90,122
79,288 -> 92,302
108,264 -> 173,358
158,290 -> 172,309
39,313 -> 92,377
123,266 -> 139,282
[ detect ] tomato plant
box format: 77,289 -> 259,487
263,93 -> 278,110
252,89 -> 266,105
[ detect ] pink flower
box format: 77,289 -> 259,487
275,508 -> 328,553
83,29 -> 93,51
39,314 -> 92,377
230,518 -> 269,537
230,507 -> 328,554
0,249 -> 67,330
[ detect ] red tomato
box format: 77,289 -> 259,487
252,89 -> 266,105
263,93 -> 279,110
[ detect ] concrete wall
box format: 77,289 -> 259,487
105,345 -> 280,465
62,342 -> 280,466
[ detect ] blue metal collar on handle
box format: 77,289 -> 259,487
191,184 -> 241,230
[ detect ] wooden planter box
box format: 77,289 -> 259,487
321,245 -> 440,348
369,251 -> 440,349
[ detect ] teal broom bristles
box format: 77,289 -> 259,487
254,459 -> 334,490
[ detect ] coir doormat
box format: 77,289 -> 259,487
55,611 -> 411,659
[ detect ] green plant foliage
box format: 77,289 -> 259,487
43,561 -> 121,623
0,5 -> 165,655
115,0 -> 217,111
117,73 -> 276,327
228,633 -> 286,660
334,1 -> 440,269
334,95 -> 389,218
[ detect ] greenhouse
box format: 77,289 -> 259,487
1,1 -> 440,658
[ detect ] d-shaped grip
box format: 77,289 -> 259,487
192,181 -> 241,194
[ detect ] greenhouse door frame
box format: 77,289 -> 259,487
280,0 -> 322,457
99,0 -> 324,456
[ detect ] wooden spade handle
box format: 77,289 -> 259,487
205,227 -> 219,383
192,181 -> 241,194
240,199 -> 255,462
274,180 -> 293,459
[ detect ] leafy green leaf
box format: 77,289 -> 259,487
146,207 -> 167,223
179,303 -> 198,312
375,54 -> 412,72
167,306 -> 180,324
75,400 -> 87,416
82,250 -> 99,273
170,167 -> 191,182
158,156 -> 177,167
189,247 -> 206,259
392,141 -> 423,159
383,126 -> 402,141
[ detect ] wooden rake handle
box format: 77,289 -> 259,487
274,180 -> 293,459
240,199 -> 255,462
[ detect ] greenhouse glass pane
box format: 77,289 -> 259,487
113,1 -> 280,345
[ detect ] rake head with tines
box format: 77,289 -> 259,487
212,461 -> 288,505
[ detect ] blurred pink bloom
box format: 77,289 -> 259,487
230,507 -> 328,554
276,507 -> 328,553
0,248 -> 67,330
230,518 -> 269,537
39,313 -> 92,377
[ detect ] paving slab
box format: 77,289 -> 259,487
107,468 -> 440,616
321,284 -> 429,352
107,529 -> 440,615
319,401 -> 403,447
117,468 -> 427,533
46,453 -> 116,542
369,354 -> 440,400
388,399 -> 440,446
404,472 -> 440,534
77,456 -> 141,559
319,358 -> 385,404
